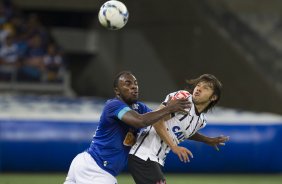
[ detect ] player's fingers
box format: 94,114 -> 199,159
183,148 -> 193,163
179,109 -> 188,114
181,152 -> 189,163
220,135 -> 230,141
180,99 -> 191,107
176,149 -> 188,163
218,137 -> 228,143
185,149 -> 193,158
184,101 -> 192,108
177,153 -> 183,162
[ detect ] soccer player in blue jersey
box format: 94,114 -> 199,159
63,71 -> 190,184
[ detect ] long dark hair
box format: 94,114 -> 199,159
186,74 -> 222,112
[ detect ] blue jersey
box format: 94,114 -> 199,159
87,98 -> 151,176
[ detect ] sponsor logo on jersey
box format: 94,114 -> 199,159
172,126 -> 185,141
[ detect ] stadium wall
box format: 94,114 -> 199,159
0,96 -> 281,173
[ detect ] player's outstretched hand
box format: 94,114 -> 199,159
166,98 -> 191,114
171,145 -> 193,163
207,135 -> 229,151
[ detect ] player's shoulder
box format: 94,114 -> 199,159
103,98 -> 131,117
132,101 -> 152,113
201,113 -> 207,121
104,98 -> 127,109
135,101 -> 147,107
106,98 -> 146,107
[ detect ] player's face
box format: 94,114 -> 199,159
115,74 -> 139,104
192,81 -> 216,106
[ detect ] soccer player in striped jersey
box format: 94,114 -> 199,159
128,74 -> 229,184
63,71 -> 191,184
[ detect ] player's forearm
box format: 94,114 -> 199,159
154,119 -> 176,149
189,132 -> 211,144
122,99 -> 190,128
140,98 -> 191,127
122,106 -> 174,128
139,106 -> 174,127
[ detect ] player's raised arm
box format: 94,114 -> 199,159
189,132 -> 229,151
121,98 -> 190,128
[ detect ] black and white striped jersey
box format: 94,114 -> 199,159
129,91 -> 207,166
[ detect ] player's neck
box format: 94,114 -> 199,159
116,96 -> 134,106
194,103 -> 208,114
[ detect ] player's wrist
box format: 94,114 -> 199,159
170,144 -> 179,152
162,104 -> 173,114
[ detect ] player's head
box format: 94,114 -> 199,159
113,71 -> 139,104
186,74 -> 222,112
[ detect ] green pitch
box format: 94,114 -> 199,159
0,173 -> 281,184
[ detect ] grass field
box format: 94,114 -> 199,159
0,173 -> 281,184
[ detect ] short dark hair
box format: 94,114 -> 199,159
113,71 -> 134,88
186,74 -> 222,112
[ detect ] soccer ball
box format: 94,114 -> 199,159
172,90 -> 190,100
98,0 -> 129,30
172,90 -> 191,114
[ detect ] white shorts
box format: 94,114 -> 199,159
64,152 -> 117,184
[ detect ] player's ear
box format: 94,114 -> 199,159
114,87 -> 120,96
210,94 -> 217,102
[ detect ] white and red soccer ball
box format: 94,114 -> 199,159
172,90 -> 191,100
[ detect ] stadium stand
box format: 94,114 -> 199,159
0,0 -> 75,96
222,0 -> 282,83
201,0 -> 282,94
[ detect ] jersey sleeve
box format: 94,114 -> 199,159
105,100 -> 152,121
199,121 -> 207,130
106,100 -> 132,120
117,106 -> 131,120
199,115 -> 207,130
137,102 -> 152,113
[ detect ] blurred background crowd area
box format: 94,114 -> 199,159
0,0 -> 281,115
0,0 -> 64,84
